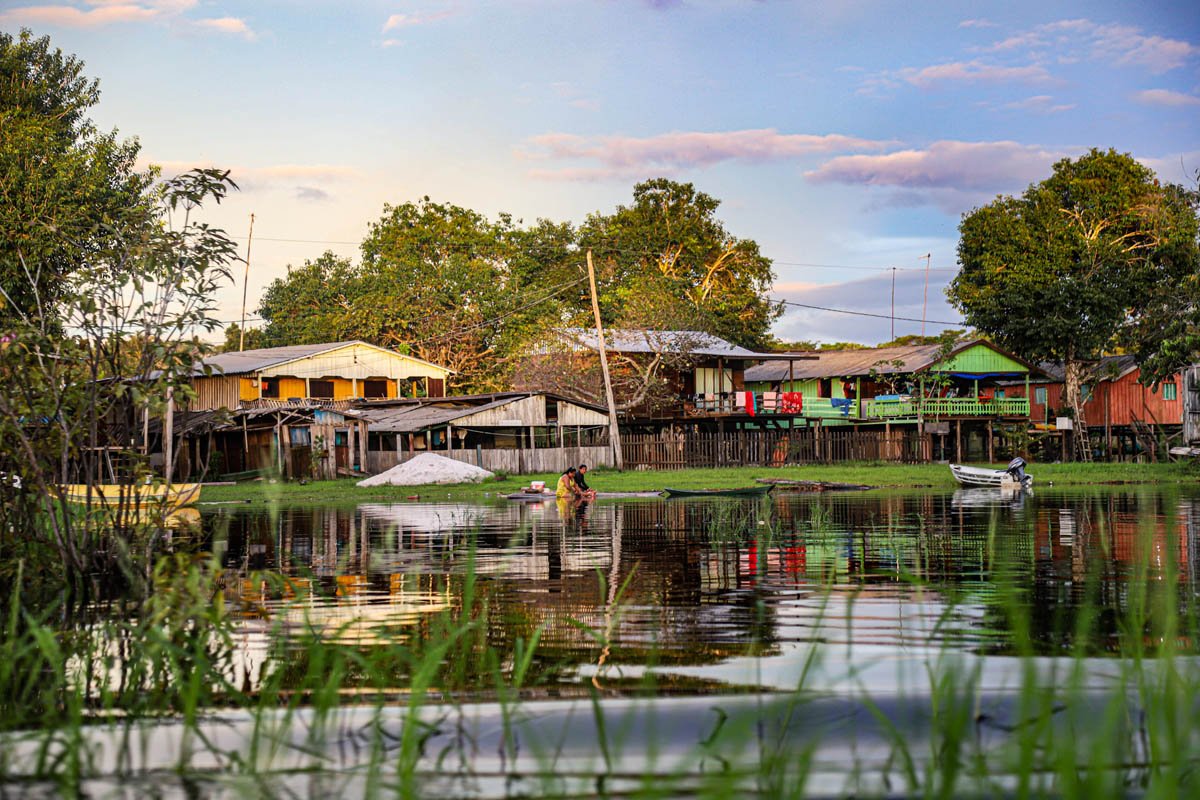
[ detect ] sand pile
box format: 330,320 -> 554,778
357,452 -> 495,487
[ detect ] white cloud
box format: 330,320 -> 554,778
382,10 -> 455,32
805,140 -> 1069,213
897,60 -> 1052,89
0,1 -> 253,39
982,18 -> 1197,74
1133,88 -> 1200,107
521,129 -> 899,181
191,16 -> 256,40
0,3 -> 162,27
1002,95 -> 1076,114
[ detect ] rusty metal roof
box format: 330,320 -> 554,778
560,328 -> 759,359
745,344 -> 949,382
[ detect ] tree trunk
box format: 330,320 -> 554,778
1063,356 -> 1091,462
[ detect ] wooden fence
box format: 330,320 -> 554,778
368,444 -> 615,476
621,429 -> 930,470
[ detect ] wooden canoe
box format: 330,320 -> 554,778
57,482 -> 202,510
662,485 -> 774,498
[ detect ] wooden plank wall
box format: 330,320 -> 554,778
621,429 -> 930,469
368,445 -> 615,476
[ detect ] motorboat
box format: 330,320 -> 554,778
949,457 -> 1033,488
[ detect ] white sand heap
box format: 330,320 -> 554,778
356,452 -> 495,487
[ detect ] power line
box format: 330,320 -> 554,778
775,298 -> 964,327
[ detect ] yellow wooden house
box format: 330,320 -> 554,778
189,341 -> 452,411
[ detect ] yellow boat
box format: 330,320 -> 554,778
57,482 -> 202,511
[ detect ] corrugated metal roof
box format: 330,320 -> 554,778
560,328 -> 758,358
196,341 -> 451,376
356,397 -> 518,433
198,342 -> 359,375
745,344 -> 948,382
1032,355 -> 1138,384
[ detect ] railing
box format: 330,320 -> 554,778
862,396 -> 1029,419
684,393 -> 1029,420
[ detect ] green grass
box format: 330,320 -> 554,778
198,460 -> 1198,506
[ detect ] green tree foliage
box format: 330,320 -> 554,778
0,29 -> 154,320
220,322 -> 266,353
578,179 -> 781,349
257,203 -> 580,392
1120,169 -> 1200,384
1,168 -> 239,606
257,251 -> 359,346
256,180 -> 781,392
948,149 -> 1198,456
877,330 -> 967,348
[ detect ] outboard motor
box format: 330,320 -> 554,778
1005,456 -> 1031,486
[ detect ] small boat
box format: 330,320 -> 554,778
57,482 -> 202,511
662,485 -> 774,498
949,458 -> 1033,489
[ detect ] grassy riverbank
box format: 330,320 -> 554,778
198,460 -> 1198,506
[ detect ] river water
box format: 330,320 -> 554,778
205,486 -> 1200,697
9,486 -> 1200,798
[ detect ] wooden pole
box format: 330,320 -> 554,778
239,213 -> 255,351
587,249 -> 624,471
164,385 -> 175,483
920,253 -> 931,337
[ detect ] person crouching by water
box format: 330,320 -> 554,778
556,467 -> 581,499
573,464 -> 596,501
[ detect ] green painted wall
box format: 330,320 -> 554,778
935,343 -> 1027,375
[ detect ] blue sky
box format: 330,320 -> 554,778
4,0 -> 1198,345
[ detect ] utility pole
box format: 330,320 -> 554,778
239,213 -> 255,351
587,249 -> 624,471
890,267 -> 896,341
920,253 -> 931,338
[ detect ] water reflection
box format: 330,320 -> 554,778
203,487 -> 1200,690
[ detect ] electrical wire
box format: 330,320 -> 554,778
775,298 -> 964,327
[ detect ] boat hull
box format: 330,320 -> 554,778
948,464 -> 1033,488
663,486 -> 774,498
58,482 -> 202,510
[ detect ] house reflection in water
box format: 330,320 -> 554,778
204,490 -> 1200,689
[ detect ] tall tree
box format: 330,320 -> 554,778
0,29 -> 154,321
1119,169 -> 1200,384
257,203 -> 579,392
578,178 -> 781,350
948,149 -> 1198,458
257,251 -> 359,346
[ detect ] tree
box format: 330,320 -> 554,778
257,203 -> 579,393
257,251 -> 359,346
578,179 -> 781,350
1119,169 -> 1200,384
0,29 -> 154,321
1,168 -> 239,607
948,149 -> 1198,458
220,322 -> 266,352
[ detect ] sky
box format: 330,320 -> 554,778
3,0 -> 1199,346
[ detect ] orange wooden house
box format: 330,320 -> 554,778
1007,356 -> 1183,458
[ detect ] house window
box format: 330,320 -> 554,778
289,427 -> 311,446
1035,387 -> 1047,405
363,379 -> 388,399
818,378 -> 832,398
309,379 -> 335,399
996,388 -> 1006,399
261,377 -> 279,398
1163,382 -> 1178,401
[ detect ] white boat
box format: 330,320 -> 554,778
949,458 -> 1033,488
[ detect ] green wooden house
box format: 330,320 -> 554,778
744,339 -> 1037,425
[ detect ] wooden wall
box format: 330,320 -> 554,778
1023,367 -> 1182,428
